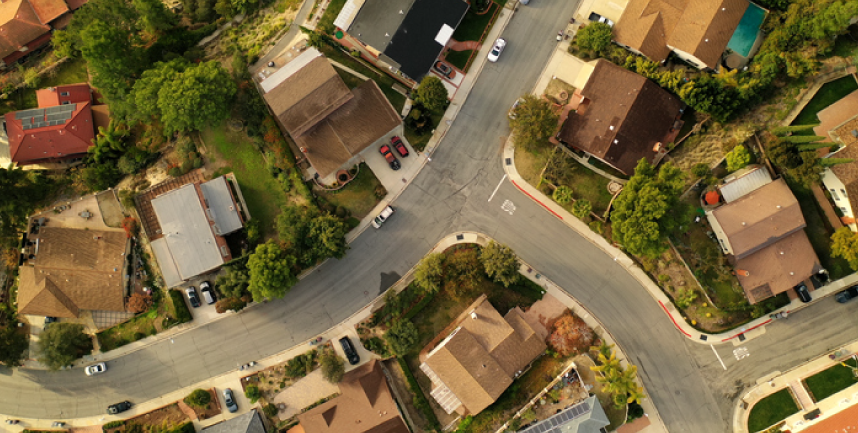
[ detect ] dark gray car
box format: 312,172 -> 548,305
223,388 -> 238,413
107,401 -> 132,415
836,285 -> 858,303
794,283 -> 812,303
339,336 -> 360,365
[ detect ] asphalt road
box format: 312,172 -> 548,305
5,1 -> 857,432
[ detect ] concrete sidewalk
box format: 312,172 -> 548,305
732,338 -> 858,433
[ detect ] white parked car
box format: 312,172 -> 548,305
85,362 -> 107,376
487,38 -> 506,62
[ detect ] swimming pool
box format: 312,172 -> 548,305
727,3 -> 766,57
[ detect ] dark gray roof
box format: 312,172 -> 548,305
150,183 -> 225,285
200,176 -> 243,235
347,0 -> 416,52
382,0 -> 469,80
201,410 -> 266,433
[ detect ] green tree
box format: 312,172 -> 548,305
305,214 -> 349,263
509,94 -> 559,150
277,205 -> 317,249
183,389 -> 212,409
132,0 -> 176,34
780,135 -> 827,144
77,163 -> 123,192
319,351 -> 345,383
247,241 -> 298,302
37,323 -> 92,370
158,61 -> 237,135
244,384 -> 261,403
215,262 -> 250,298
414,253 -> 445,294
832,227 -> 858,271
414,76 -> 449,112
571,199 -> 592,220
0,323 -> 28,367
52,0 -> 141,58
552,185 -> 573,204
771,124 -> 819,136
384,319 -> 419,356
819,157 -> 854,167
88,120 -> 131,164
797,142 -> 834,152
444,248 -> 484,300
576,22 -> 612,55
0,167 -> 57,247
725,145 -> 751,173
479,241 -> 519,287
610,159 -> 685,259
132,59 -> 188,122
80,20 -> 141,118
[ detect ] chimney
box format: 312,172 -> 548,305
470,312 -> 477,319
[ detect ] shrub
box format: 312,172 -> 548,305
169,290 -> 193,324
285,351 -> 317,379
127,293 -> 153,313
103,420 -> 125,429
183,389 -> 211,409
675,288 -> 697,309
384,320 -> 419,355
361,336 -> 391,357
215,296 -> 247,313
725,144 -> 751,173
397,357 -> 441,431
547,312 -> 596,356
589,220 -> 603,234
553,185 -> 573,204
319,351 -> 345,383
245,384 -> 261,403
262,402 -> 278,418
691,163 -> 710,178
571,199 -> 592,220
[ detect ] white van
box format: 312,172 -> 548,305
372,206 -> 395,228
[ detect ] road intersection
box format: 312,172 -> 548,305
3,1 -> 858,432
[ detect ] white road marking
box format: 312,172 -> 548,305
502,200 -> 516,215
488,174 -> 508,202
733,347 -> 750,361
711,344 -> 726,370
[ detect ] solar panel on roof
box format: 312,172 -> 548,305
15,108 -> 44,119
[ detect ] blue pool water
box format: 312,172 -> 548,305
727,3 -> 766,57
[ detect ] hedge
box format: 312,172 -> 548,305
397,357 -> 441,432
169,289 -> 193,324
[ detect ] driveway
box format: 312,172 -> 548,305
360,128 -> 421,196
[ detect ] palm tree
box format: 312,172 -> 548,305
88,120 -> 129,163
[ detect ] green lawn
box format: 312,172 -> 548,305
805,358 -> 858,402
444,49 -> 472,71
561,164 -> 613,216
334,68 -> 365,89
317,0 -> 346,35
1,57 -> 89,115
451,3 -> 499,42
97,290 -> 190,352
315,163 -> 384,219
747,389 -> 799,433
201,125 -> 289,238
788,181 -> 852,280
791,75 -> 858,133
319,44 -> 406,112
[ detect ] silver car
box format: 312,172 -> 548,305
223,388 -> 238,413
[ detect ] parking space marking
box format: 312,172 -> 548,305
502,200 -> 516,215
733,347 -> 750,361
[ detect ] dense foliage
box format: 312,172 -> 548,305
479,241 -> 520,287
37,323 -> 92,370
414,76 -> 449,112
509,94 -> 559,150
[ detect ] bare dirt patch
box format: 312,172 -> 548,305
104,403 -> 189,433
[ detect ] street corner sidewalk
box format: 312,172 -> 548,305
731,336 -> 858,433
500,135 -> 858,346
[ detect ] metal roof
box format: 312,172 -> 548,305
150,238 -> 183,288
719,165 -> 773,203
151,183 -> 224,284
200,176 -> 243,235
518,396 -> 609,433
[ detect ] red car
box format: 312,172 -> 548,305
391,136 -> 409,157
379,145 -> 401,170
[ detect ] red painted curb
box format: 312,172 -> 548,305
659,300 -> 692,337
511,180 -> 564,220
721,319 -> 772,342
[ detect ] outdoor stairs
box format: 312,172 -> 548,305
788,380 -> 815,411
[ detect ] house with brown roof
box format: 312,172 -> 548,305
1,83 -> 97,168
613,0 -> 763,70
290,359 -> 409,433
0,0 -> 88,68
134,172 -> 250,288
260,47 -> 401,181
17,227 -> 129,318
555,60 -> 685,175
815,93 -> 858,231
706,177 -> 822,304
418,295 -> 547,416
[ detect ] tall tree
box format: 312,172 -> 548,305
52,0 -> 140,58
80,20 -> 141,118
158,61 -> 237,135
0,324 -> 28,367
509,94 -> 559,150
247,241 -> 298,302
610,159 -> 685,259
132,0 -> 177,34
479,241 -> 519,287
37,323 -> 92,370
414,76 -> 449,112
384,319 -> 419,356
132,59 -> 188,122
771,124 -> 819,136
575,22 -> 612,55
832,227 -> 858,271
414,253 -> 445,294
305,214 -> 349,263
215,263 -> 250,298
0,168 -> 58,247
319,350 -> 344,383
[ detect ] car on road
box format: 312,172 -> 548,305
85,362 -> 107,376
185,286 -> 201,308
487,38 -> 506,62
223,388 -> 238,413
379,145 -> 401,170
200,281 -> 216,305
339,336 -> 360,365
371,206 -> 395,229
107,401 -> 132,415
391,136 -> 409,157
433,61 -> 455,78
836,285 -> 858,303
794,283 -> 812,303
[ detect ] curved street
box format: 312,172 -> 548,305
5,1 -> 858,432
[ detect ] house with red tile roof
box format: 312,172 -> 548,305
2,83 -> 96,167
0,0 -> 88,68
